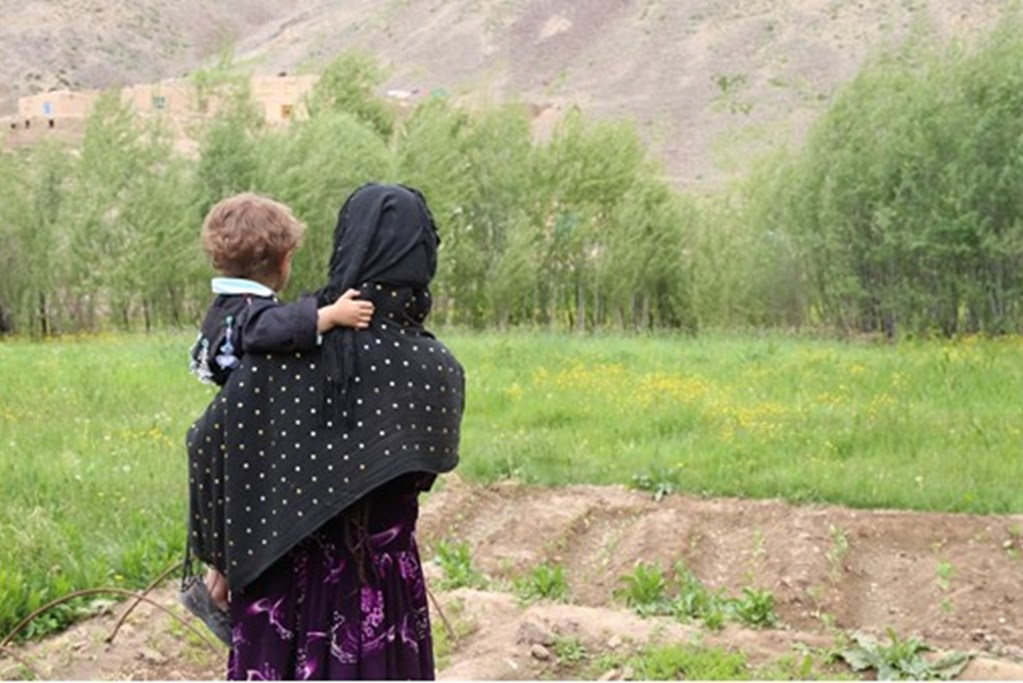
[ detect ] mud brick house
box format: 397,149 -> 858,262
3,74 -> 320,137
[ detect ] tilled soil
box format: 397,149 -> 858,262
3,476 -> 1023,680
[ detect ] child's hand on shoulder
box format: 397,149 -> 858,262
333,289 -> 374,329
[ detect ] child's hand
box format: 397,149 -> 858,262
334,289 -> 374,329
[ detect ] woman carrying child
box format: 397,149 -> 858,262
182,192 -> 374,645
186,183 -> 465,680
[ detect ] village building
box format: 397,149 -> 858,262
250,74 -> 318,124
121,79 -> 195,119
15,88 -> 98,129
2,74 -> 321,139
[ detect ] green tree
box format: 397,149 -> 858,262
192,77 -> 264,221
2,144 -> 74,335
122,151 -> 202,329
250,110 -> 394,295
68,92 -> 162,329
0,148 -> 33,332
602,176 -> 696,330
305,52 -> 396,140
531,108 -> 664,329
767,13 -> 1023,336
430,103 -> 536,327
692,154 -> 805,330
394,97 -> 472,323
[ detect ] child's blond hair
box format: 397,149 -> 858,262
201,193 -> 305,285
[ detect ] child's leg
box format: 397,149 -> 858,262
205,567 -> 229,610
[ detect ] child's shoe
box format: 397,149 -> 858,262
179,576 -> 232,646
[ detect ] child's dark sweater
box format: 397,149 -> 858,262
190,277 -> 319,386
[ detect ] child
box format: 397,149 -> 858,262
182,192 -> 374,645
189,192 -> 373,385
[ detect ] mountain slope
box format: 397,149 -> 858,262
0,0 -> 1010,187
0,0 -> 303,111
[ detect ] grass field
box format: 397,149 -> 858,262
2,330 -> 1022,638
459,331 -> 1023,513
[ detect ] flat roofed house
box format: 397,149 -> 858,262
18,89 -> 98,127
122,79 -> 194,118
250,74 -> 318,125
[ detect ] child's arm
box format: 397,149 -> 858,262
237,297 -> 321,353
239,291 -> 374,355
318,289 -> 374,332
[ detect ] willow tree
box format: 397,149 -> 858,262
0,143 -> 75,335
690,151 -> 807,331
192,78 -> 265,222
250,110 -> 394,297
122,150 -> 202,329
394,97 -> 538,327
395,98 -> 694,330
601,175 -> 696,330
392,96 -> 477,325
65,92 -> 191,330
771,14 -> 1023,336
531,108 -> 686,329
304,52 -> 396,139
0,148 -> 35,333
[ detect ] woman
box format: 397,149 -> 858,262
186,183 -> 465,679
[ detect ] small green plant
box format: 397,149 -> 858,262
430,598 -> 479,671
671,563 -> 728,630
805,585 -> 838,630
730,586 -> 779,629
551,635 -> 588,666
20,597 -> 106,641
433,540 -> 487,590
614,562 -> 671,616
586,651 -> 625,680
935,560 -> 955,592
671,563 -> 778,630
618,561 -> 781,631
630,466 -> 680,502
835,629 -> 973,680
762,643 -> 859,681
816,610 -> 837,629
514,562 -> 569,603
628,642 -> 750,680
759,652 -> 828,681
1003,525 -> 1021,559
826,524 -> 849,579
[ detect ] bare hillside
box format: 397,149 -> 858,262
230,0 -> 1009,186
0,0 -> 1012,186
0,0 -> 303,111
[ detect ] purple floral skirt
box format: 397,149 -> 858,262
227,474 -> 436,680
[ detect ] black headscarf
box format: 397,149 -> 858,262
316,184 -> 441,426
320,183 -> 439,299
186,183 -> 464,591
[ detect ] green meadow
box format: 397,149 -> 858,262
2,330 -> 1023,638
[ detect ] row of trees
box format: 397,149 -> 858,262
0,54 -> 695,335
747,17 -> 1023,337
3,13 -> 1023,337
